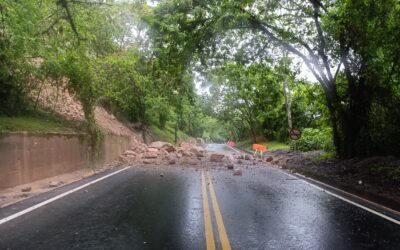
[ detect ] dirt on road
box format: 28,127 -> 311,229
263,150 -> 400,210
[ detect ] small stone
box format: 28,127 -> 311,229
143,159 -> 152,164
237,160 -> 243,164
210,153 -> 225,162
266,156 -> 274,162
226,163 -> 234,170
49,181 -> 61,188
233,169 -> 242,176
160,173 -> 164,177
169,159 -> 176,165
244,155 -> 251,160
21,187 -> 32,192
358,180 -> 362,185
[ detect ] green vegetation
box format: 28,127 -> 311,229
293,128 -> 334,152
1,0 -> 400,160
0,114 -> 78,134
312,152 -> 336,163
150,125 -> 189,144
237,139 -> 290,152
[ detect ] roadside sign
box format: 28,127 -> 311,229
289,129 -> 301,140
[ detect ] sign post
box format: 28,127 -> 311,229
289,129 -> 301,152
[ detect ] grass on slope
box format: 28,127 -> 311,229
237,139 -> 290,152
0,114 -> 79,134
150,125 -> 189,144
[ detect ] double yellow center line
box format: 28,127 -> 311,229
201,172 -> 232,250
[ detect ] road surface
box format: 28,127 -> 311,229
0,144 -> 399,249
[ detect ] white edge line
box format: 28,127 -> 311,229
227,144 -> 400,225
225,144 -> 241,153
280,171 -> 400,225
0,166 -> 130,225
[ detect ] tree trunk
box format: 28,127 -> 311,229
174,122 -> 178,143
326,101 -> 342,157
324,80 -> 373,158
141,122 -> 147,144
283,78 -> 292,131
343,82 -> 372,157
249,125 -> 257,143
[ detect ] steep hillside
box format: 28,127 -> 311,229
31,82 -> 140,140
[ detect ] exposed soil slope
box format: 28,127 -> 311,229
32,82 -> 139,139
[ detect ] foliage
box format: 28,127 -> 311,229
149,0 -> 400,158
236,139 -> 289,152
150,124 -> 189,144
0,109 -> 79,134
292,128 -> 334,152
2,0 -> 400,160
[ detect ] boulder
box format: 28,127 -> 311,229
177,148 -> 192,157
123,150 -> 137,156
190,146 -> 206,157
233,169 -> 242,176
210,153 -> 225,162
158,148 -> 169,156
149,141 -> 176,152
147,148 -> 159,153
144,152 -> 158,159
162,144 -> 176,153
21,187 -> 32,192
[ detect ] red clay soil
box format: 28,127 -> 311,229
31,81 -> 139,139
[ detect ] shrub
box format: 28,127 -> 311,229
292,127 -> 334,152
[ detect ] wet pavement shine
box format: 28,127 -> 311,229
0,144 -> 399,249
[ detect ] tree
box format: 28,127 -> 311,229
149,0 -> 400,158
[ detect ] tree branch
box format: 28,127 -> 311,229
70,0 -> 113,6
232,5 -> 331,88
310,1 -> 333,82
246,14 -> 329,87
58,0 -> 85,43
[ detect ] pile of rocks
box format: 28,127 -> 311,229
118,141 -> 270,177
118,141 -> 211,166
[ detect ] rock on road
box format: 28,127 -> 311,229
0,144 -> 399,249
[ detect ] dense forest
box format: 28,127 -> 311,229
1,0 -> 400,159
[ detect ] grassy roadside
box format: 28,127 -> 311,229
0,113 -> 80,134
149,125 -> 189,144
236,139 -> 290,152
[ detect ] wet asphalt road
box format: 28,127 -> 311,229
0,144 -> 399,250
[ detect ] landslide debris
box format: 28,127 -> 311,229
117,141 -> 254,172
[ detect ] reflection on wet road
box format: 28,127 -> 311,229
0,144 -> 399,249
